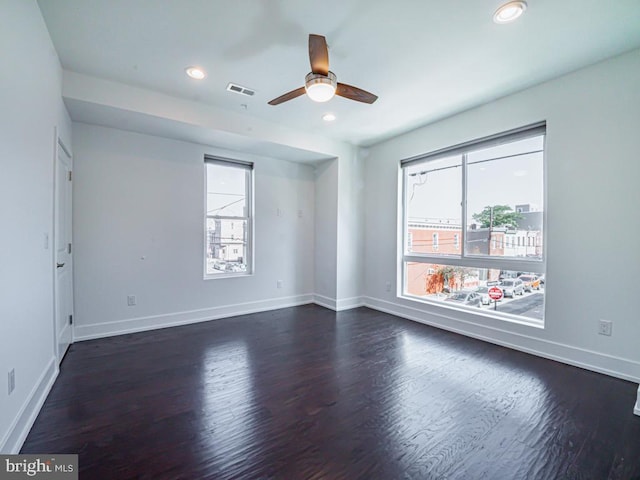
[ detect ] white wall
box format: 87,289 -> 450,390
72,123 -> 316,339
363,49 -> 640,382
313,158 -> 339,304
0,0 -> 72,453
313,147 -> 366,311
335,149 -> 365,308
62,71 -> 361,310
312,147 -> 367,311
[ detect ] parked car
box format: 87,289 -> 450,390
518,274 -> 541,292
225,263 -> 246,272
445,290 -> 482,307
475,286 -> 492,305
500,278 -> 524,297
499,271 -> 518,281
212,259 -> 226,271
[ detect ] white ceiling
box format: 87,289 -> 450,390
38,0 -> 640,148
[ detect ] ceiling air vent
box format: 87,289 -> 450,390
226,83 -> 256,97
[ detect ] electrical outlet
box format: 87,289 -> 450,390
385,281 -> 391,292
598,319 -> 612,336
277,280 -> 283,289
127,295 -> 137,306
8,368 -> 15,395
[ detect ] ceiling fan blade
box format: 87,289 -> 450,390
336,83 -> 378,104
268,86 -> 306,105
309,34 -> 329,75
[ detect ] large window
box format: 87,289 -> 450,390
205,156 -> 253,277
401,124 -> 545,324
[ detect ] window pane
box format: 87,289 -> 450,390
466,135 -> 544,259
405,155 -> 462,255
206,163 -> 247,217
404,262 -> 544,321
206,218 -> 248,275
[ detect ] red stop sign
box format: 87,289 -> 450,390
488,286 -> 503,301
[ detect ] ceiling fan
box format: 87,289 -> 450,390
268,34 -> 378,106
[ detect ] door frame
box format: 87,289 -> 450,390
53,129 -> 74,363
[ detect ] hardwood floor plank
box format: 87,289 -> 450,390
21,305 -> 640,479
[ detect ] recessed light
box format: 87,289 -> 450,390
493,1 -> 527,24
322,113 -> 336,122
185,66 -> 206,80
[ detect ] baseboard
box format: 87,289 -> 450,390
313,294 -> 336,311
74,294 -> 314,341
362,296 -> 640,384
335,296 -> 364,311
0,357 -> 58,454
313,295 -> 364,311
635,386 -> 640,416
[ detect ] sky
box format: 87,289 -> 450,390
206,163 -> 247,217
406,135 -> 544,223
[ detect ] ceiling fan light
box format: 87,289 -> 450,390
305,72 -> 337,102
493,1 -> 527,23
306,83 -> 335,102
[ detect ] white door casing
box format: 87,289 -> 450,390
54,139 -> 73,363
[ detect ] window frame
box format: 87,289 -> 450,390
204,155 -> 254,279
400,123 -> 546,324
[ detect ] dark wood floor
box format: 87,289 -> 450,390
22,305 -> 640,479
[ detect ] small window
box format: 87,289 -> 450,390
432,233 -> 439,251
205,156 -> 253,277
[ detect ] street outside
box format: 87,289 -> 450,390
494,291 -> 544,319
424,287 -> 545,320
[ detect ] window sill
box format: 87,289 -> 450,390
204,272 -> 252,280
400,293 -> 545,329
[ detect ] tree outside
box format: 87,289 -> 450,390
472,205 -> 522,229
426,265 -> 474,294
